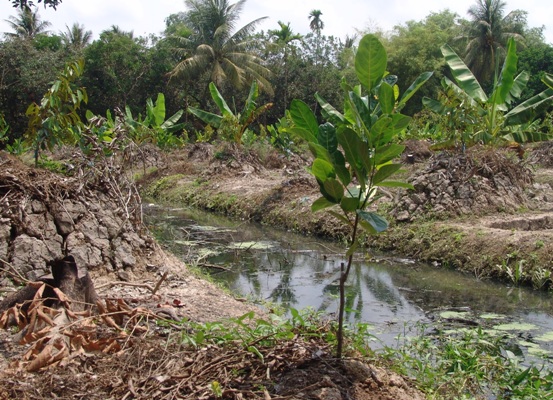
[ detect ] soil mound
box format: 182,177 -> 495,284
529,140 -> 553,167
0,151 -> 150,281
393,147 -> 534,221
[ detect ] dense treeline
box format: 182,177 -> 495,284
1,0 -> 552,147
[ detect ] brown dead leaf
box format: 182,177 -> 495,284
21,325 -> 52,344
36,307 -> 55,327
26,343 -> 53,372
32,284 -> 46,302
101,338 -> 122,354
53,287 -> 70,304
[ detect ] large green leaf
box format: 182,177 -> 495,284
506,71 -> 530,104
372,163 -> 402,185
504,88 -> 553,126
188,107 -> 223,128
331,150 -> 351,187
422,97 -> 447,114
378,82 -> 394,114
543,73 -> 553,90
290,99 -> 319,141
208,82 -> 233,117
308,142 -> 333,163
290,127 -> 317,144
355,34 -> 387,92
323,178 -> 344,203
340,196 -> 359,212
317,122 -> 338,153
312,158 -> 335,182
357,210 -> 388,234
315,93 -> 345,125
398,71 -> 434,110
312,197 -> 335,212
490,38 -> 517,106
151,93 -> 166,127
348,91 -> 371,132
162,109 -> 183,127
371,116 -> 393,144
240,80 -> 258,125
374,143 -> 405,165
441,44 -> 487,103
337,127 -> 365,189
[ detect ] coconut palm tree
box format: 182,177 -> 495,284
60,23 -> 93,50
462,0 -> 526,85
169,0 -> 273,95
4,6 -> 51,39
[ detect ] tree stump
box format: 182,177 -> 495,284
0,255 -> 98,316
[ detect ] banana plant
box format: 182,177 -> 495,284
188,81 -> 273,144
423,38 -> 553,146
288,34 -> 432,358
124,93 -> 185,147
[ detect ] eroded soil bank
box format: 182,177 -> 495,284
140,142 -> 553,288
0,150 -> 425,399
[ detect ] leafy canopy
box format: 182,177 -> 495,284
423,38 -> 553,146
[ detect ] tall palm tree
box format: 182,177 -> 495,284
60,23 -> 93,50
308,9 -> 324,35
308,9 -> 324,67
462,0 -> 526,85
4,6 -> 51,39
268,21 -> 302,111
169,0 -> 273,95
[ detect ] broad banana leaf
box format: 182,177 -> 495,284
161,110 -> 185,133
188,107 -> 222,128
208,82 -> 233,117
504,88 -> 553,126
490,38 -> 517,106
315,93 -> 345,125
441,44 -> 487,103
151,93 -> 166,127
543,73 -> 553,90
398,71 -> 434,110
505,71 -> 530,104
239,80 -> 258,126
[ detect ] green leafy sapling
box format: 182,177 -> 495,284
288,34 -> 432,357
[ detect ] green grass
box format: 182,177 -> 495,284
378,324 -> 553,399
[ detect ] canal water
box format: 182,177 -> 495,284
144,204 -> 553,364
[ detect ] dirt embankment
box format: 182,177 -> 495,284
0,150 -> 425,400
139,142 -> 553,287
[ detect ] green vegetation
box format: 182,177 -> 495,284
188,81 -> 272,144
2,0 -> 553,394
25,58 -> 87,164
157,307 -> 553,399
288,33 -> 431,357
383,325 -> 553,399
423,38 -> 553,148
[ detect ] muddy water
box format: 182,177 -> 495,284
144,204 -> 553,363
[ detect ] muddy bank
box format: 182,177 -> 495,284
140,142 -> 553,288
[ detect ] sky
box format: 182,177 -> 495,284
0,0 -> 551,44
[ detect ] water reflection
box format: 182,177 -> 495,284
144,204 -> 553,356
